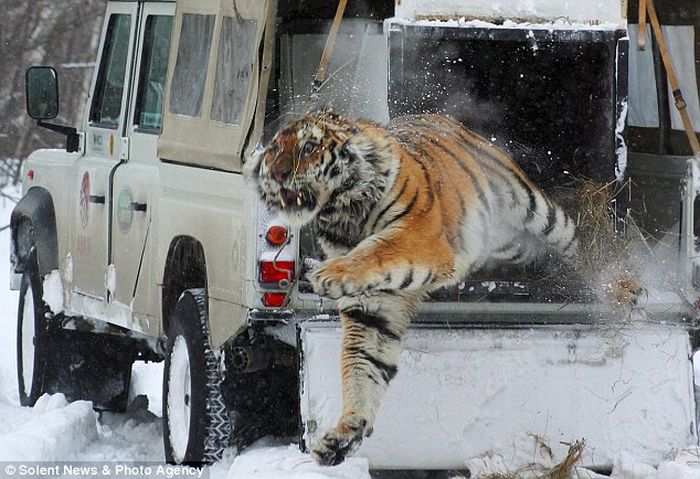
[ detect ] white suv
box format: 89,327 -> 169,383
12,0 -> 700,471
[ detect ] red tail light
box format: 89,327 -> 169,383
259,261 -> 295,285
265,225 -> 288,246
263,292 -> 287,307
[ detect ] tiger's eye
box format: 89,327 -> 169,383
303,142 -> 318,156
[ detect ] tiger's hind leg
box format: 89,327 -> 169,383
311,292 -> 419,466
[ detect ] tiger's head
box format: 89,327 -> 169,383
246,109 -> 394,226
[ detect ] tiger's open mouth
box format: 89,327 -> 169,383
279,188 -> 301,208
279,187 -> 316,211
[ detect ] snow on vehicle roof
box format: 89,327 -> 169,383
388,16 -> 625,32
394,0 -> 626,27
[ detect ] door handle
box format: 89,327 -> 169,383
89,195 -> 105,204
130,201 -> 147,212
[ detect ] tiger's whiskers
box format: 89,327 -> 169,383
291,150 -> 302,187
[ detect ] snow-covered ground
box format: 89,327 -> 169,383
1,182 -> 700,478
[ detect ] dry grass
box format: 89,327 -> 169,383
565,179 -> 632,275
478,439 -> 586,479
552,178 -> 644,307
546,441 -> 586,479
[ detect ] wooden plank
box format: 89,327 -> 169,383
310,0 -> 349,100
647,0 -> 700,156
637,0 -> 647,50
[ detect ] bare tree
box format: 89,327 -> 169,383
0,0 -> 107,185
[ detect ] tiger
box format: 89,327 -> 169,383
245,109 -> 578,466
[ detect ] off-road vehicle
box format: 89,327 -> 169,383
13,0 -> 700,471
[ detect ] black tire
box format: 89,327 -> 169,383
163,289 -> 231,465
17,248 -> 51,406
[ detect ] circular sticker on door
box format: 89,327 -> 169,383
80,172 -> 89,229
117,187 -> 134,233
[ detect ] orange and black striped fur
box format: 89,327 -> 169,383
245,110 -> 577,466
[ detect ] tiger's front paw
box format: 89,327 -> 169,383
605,273 -> 643,308
308,258 -> 363,299
311,417 -> 368,466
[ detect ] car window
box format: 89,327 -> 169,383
89,14 -> 132,128
211,16 -> 258,125
134,15 -> 173,132
276,21 -> 389,127
169,13 -> 215,117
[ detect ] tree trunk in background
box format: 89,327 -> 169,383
0,0 -> 107,185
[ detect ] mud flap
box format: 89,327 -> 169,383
43,327 -> 133,411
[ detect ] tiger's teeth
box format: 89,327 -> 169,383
296,195 -> 302,207
280,195 -> 287,208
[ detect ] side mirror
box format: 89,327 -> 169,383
26,66 -> 59,120
25,66 -> 80,153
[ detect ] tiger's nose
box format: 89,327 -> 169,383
273,169 -> 288,184
272,163 -> 292,184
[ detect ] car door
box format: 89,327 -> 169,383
69,2 -> 138,326
111,2 -> 174,333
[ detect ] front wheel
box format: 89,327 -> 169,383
163,289 -> 231,465
17,249 -> 52,406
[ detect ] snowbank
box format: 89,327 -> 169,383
78,396 -> 164,462
0,394 -> 98,462
578,450 -> 700,479
211,445 -> 371,479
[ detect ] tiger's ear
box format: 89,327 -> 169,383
243,143 -> 264,179
244,141 -> 264,163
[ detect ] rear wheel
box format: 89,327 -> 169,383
163,289 -> 231,465
17,248 -> 51,406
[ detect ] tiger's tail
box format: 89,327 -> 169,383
490,179 -> 578,264
524,186 -> 578,260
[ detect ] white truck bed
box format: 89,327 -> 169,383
299,320 -> 696,471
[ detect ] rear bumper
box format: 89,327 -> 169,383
298,318 -> 698,470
